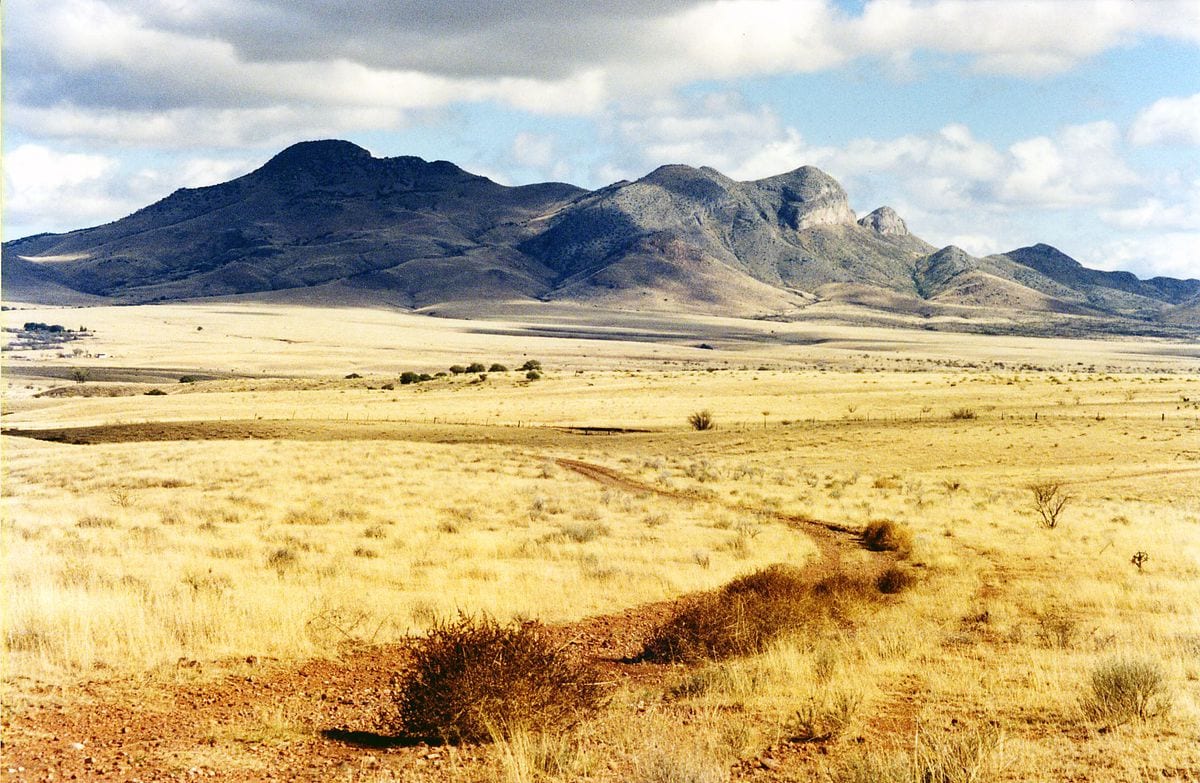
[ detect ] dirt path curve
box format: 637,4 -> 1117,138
555,457 -> 863,579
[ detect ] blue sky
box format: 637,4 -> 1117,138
4,0 -> 1199,279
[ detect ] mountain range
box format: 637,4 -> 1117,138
4,139 -> 1197,333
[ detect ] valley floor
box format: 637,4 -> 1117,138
2,302 -> 1199,781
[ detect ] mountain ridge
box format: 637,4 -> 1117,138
4,139 -> 1196,333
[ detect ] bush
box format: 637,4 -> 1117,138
949,407 -> 977,420
392,614 -> 603,743
399,371 -> 421,385
875,566 -> 917,594
345,373 -> 363,379
144,388 -> 167,396
488,363 -> 508,372
525,370 -> 542,381
860,520 -> 913,558
688,409 -> 715,431
449,365 -> 467,375
179,375 -> 199,384
1082,658 -> 1171,726
1030,482 -> 1071,528
519,360 -> 542,371
465,362 -> 486,373
641,566 -> 879,662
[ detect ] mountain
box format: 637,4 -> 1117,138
4,139 -> 1197,330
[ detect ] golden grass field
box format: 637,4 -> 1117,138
2,301 -> 1199,781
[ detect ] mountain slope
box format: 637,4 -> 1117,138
3,139 -> 1196,330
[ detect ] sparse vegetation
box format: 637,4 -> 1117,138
1082,658 -> 1171,726
687,409 -> 715,431
1030,482 -> 1072,528
949,407 -> 978,420
392,613 -> 603,743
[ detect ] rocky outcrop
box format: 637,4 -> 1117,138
858,206 -> 909,236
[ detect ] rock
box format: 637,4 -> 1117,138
858,206 -> 909,236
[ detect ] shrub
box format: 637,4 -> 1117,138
557,521 -> 609,543
144,388 -> 167,396
688,409 -> 715,431
786,691 -> 861,742
641,565 -> 878,662
949,407 -> 977,420
345,373 -> 362,379
1082,658 -> 1171,725
1034,605 -> 1078,648
266,547 -> 298,573
525,370 -> 542,381
1030,482 -> 1071,528
392,614 -> 603,743
179,375 -> 199,384
399,371 -> 421,385
449,365 -> 467,375
465,362 -> 486,373
488,363 -> 508,372
519,360 -> 542,371
860,520 -> 913,558
875,566 -> 917,594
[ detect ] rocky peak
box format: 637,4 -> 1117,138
749,165 -> 855,230
858,206 -> 909,236
260,140 -> 373,174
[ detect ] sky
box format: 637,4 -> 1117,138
3,0 -> 1199,279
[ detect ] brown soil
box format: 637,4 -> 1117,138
2,458 -> 898,782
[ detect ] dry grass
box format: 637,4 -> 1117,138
2,303 -> 1199,780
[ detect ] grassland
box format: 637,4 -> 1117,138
2,301 -> 1199,781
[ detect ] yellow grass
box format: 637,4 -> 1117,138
2,301 -> 1199,780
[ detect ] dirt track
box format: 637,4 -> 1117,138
3,457 -> 893,782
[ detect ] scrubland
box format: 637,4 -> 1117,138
2,301 -> 1199,781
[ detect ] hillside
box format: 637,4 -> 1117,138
4,139 -> 1197,331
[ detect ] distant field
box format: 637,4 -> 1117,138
2,301 -> 1198,781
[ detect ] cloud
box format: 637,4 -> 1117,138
996,122 -> 1140,208
7,0 -> 1200,149
1097,233 -> 1200,279
1130,93 -> 1200,146
1102,179 -> 1200,230
2,143 -> 254,236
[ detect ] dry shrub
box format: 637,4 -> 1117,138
392,614 -> 603,744
1082,658 -> 1171,726
640,565 -> 879,663
875,565 -> 917,594
860,520 -> 913,558
688,409 -> 715,431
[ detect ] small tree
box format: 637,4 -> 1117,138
70,368 -> 90,384
1030,482 -> 1072,528
688,410 -> 715,431
519,359 -> 542,371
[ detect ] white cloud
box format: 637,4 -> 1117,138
1098,233 -> 1200,279
3,143 -> 254,237
1102,180 -> 1200,230
997,122 -> 1139,208
1130,93 -> 1200,146
7,0 -> 1200,149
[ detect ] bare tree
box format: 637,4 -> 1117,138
1030,482 -> 1072,528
